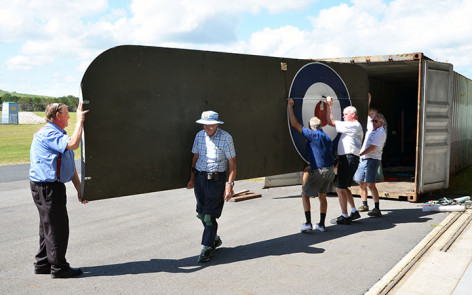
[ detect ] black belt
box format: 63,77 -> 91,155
31,180 -> 62,185
195,170 -> 225,181
310,166 -> 333,172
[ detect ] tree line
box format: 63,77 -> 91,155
0,93 -> 79,112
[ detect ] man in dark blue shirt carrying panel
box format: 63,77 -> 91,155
29,102 -> 88,279
288,98 -> 335,232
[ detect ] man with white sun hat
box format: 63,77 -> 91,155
187,110 -> 237,263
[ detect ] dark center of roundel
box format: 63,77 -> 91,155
315,101 -> 328,126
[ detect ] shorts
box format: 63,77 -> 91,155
302,167 -> 335,197
354,158 -> 380,184
336,154 -> 359,189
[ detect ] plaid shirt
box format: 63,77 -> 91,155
192,128 -> 236,172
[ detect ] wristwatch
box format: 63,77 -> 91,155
226,181 -> 234,187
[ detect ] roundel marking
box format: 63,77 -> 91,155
288,62 -> 352,164
314,101 -> 328,127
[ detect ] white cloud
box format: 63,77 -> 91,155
1,0 -> 472,96
0,0 -> 108,42
242,0 -> 472,70
4,55 -> 53,70
246,27 -> 308,57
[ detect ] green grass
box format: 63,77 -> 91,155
438,165 -> 472,197
0,112 -> 81,165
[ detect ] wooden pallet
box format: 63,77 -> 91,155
349,181 -> 417,201
231,190 -> 262,202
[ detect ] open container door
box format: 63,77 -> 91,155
416,59 -> 453,198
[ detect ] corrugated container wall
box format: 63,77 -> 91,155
450,73 -> 472,175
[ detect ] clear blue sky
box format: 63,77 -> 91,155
1,0 -> 471,97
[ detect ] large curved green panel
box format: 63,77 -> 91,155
80,46 -> 368,201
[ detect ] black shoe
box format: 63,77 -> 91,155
368,208 -> 382,217
350,210 -> 361,221
50,267 -> 82,279
210,236 -> 223,253
330,215 -> 351,225
34,267 -> 51,274
198,248 -> 211,263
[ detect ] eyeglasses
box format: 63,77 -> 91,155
372,120 -> 379,123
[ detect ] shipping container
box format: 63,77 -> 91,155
315,53 -> 472,201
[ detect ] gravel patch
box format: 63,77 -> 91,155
18,112 -> 45,124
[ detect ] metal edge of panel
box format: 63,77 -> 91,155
79,86 -> 86,196
445,63 -> 454,190
313,52 -> 425,64
416,58 -> 424,197
411,56 -> 424,201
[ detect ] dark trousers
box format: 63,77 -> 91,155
337,154 -> 360,189
200,216 -> 218,248
194,172 -> 226,247
30,181 -> 70,272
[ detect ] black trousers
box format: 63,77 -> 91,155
194,172 -> 226,247
30,181 -> 70,272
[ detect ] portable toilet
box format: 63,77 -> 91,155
2,102 -> 19,124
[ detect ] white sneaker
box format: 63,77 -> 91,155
315,223 -> 327,232
300,223 -> 313,232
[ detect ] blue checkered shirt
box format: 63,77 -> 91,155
192,128 -> 236,172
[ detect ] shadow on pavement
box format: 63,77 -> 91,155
81,207 -> 433,277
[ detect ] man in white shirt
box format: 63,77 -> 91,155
354,114 -> 387,217
326,97 -> 363,225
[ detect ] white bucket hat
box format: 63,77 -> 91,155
196,110 -> 224,124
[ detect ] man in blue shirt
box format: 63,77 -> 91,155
288,98 -> 335,232
29,102 -> 88,278
186,111 -> 236,262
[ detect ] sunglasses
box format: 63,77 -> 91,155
372,119 -> 379,123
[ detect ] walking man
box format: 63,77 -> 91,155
187,111 -> 236,262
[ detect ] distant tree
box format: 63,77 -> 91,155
58,96 -> 69,105
0,93 -> 79,112
2,93 -> 12,102
10,95 -> 20,103
57,95 -> 79,111
32,97 -> 45,111
67,95 -> 79,111
18,97 -> 34,111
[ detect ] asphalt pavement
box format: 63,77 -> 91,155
0,166 -> 451,295
0,160 -> 81,183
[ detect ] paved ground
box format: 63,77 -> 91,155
369,209 -> 472,295
0,174 -> 446,295
0,160 -> 81,183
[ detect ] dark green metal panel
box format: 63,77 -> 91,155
80,45 -> 368,201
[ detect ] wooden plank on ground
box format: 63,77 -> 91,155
232,191 -> 262,202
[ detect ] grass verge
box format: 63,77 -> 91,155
0,112 -> 80,165
438,165 -> 472,197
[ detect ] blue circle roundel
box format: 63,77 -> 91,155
288,62 -> 351,164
